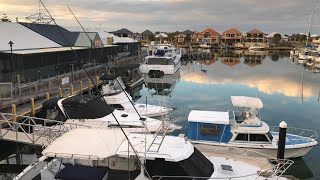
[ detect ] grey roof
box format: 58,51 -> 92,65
141,29 -> 153,36
0,22 -> 61,51
20,22 -> 79,46
111,28 -> 133,35
183,30 -> 193,35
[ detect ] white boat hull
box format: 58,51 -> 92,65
193,141 -> 315,159
139,61 -> 181,75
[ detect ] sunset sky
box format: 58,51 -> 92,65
0,0 -> 319,34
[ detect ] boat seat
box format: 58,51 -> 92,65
235,113 -> 246,123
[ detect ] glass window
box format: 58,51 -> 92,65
266,132 -> 274,141
249,134 -> 269,142
109,104 -> 124,110
200,124 -> 221,136
235,134 -> 249,141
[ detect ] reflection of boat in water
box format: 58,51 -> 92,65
188,96 -> 318,159
144,70 -> 180,96
248,45 -> 265,51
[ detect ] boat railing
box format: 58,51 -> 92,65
137,98 -> 172,115
270,126 -> 318,141
0,113 -> 91,147
204,145 -> 294,178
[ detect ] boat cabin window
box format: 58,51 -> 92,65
235,134 -> 249,141
249,134 -> 269,142
109,104 -> 125,110
266,132 -> 273,141
200,124 -> 221,137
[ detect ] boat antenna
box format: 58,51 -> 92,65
67,6 -> 145,121
39,1 -> 151,178
306,0 -> 316,46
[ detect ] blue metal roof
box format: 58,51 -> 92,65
19,22 -> 79,46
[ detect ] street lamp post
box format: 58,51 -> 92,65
8,41 -> 14,53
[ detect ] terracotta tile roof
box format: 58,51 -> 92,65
246,29 -> 265,34
223,28 -> 242,35
200,28 -> 220,36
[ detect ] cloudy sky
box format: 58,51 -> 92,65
0,0 -> 319,34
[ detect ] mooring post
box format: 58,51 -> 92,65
80,81 -> 83,94
31,98 -> 35,117
96,76 -> 99,85
277,121 -> 287,159
46,92 -> 50,100
59,87 -> 63,97
70,84 -> 74,96
12,104 -> 17,122
88,79 -> 92,94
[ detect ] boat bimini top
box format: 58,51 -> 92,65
231,96 -> 263,109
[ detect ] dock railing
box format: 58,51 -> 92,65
0,113 -> 91,147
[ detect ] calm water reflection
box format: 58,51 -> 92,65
136,50 -> 320,179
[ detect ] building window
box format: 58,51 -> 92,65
249,134 -> 269,142
235,134 -> 249,141
200,124 -> 221,137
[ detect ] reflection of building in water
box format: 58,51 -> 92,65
220,52 -> 241,67
144,70 -> 180,96
243,51 -> 267,66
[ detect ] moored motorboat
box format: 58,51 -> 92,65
188,96 -> 318,158
139,42 -> 181,77
100,76 -> 172,118
14,128 -> 293,180
39,94 -> 181,133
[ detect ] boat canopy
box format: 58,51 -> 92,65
188,110 -> 229,125
42,128 -> 125,160
231,96 -> 263,109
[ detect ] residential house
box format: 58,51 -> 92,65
110,28 -> 133,38
196,28 -> 220,45
245,29 -> 266,43
174,30 -> 193,44
266,32 -> 289,44
222,28 -> 243,46
140,29 -> 154,43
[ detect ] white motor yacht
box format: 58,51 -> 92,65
140,42 -> 181,77
39,94 -> 181,133
14,128 -> 293,180
100,76 -> 172,118
188,96 -> 318,158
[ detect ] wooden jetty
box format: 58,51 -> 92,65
0,55 -> 143,118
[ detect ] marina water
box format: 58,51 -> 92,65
1,50 -> 319,179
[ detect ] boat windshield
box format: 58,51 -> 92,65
62,95 -> 114,119
266,132 -> 273,141
146,147 -> 214,178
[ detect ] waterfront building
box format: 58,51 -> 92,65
245,29 -> 266,43
140,29 -> 154,43
0,22 -> 140,84
195,28 -> 221,46
266,32 -> 289,45
110,28 -> 134,38
175,30 -> 193,44
221,28 -> 243,47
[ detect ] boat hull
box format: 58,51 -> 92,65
193,141 -> 315,159
139,61 -> 181,75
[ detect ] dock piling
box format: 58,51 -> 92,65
70,84 -> 74,96
12,104 -> 17,122
80,81 -> 83,94
59,87 -> 63,97
277,121 -> 287,159
31,98 -> 35,117
46,92 -> 50,100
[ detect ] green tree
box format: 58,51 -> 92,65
273,33 -> 282,44
0,14 -> 11,22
